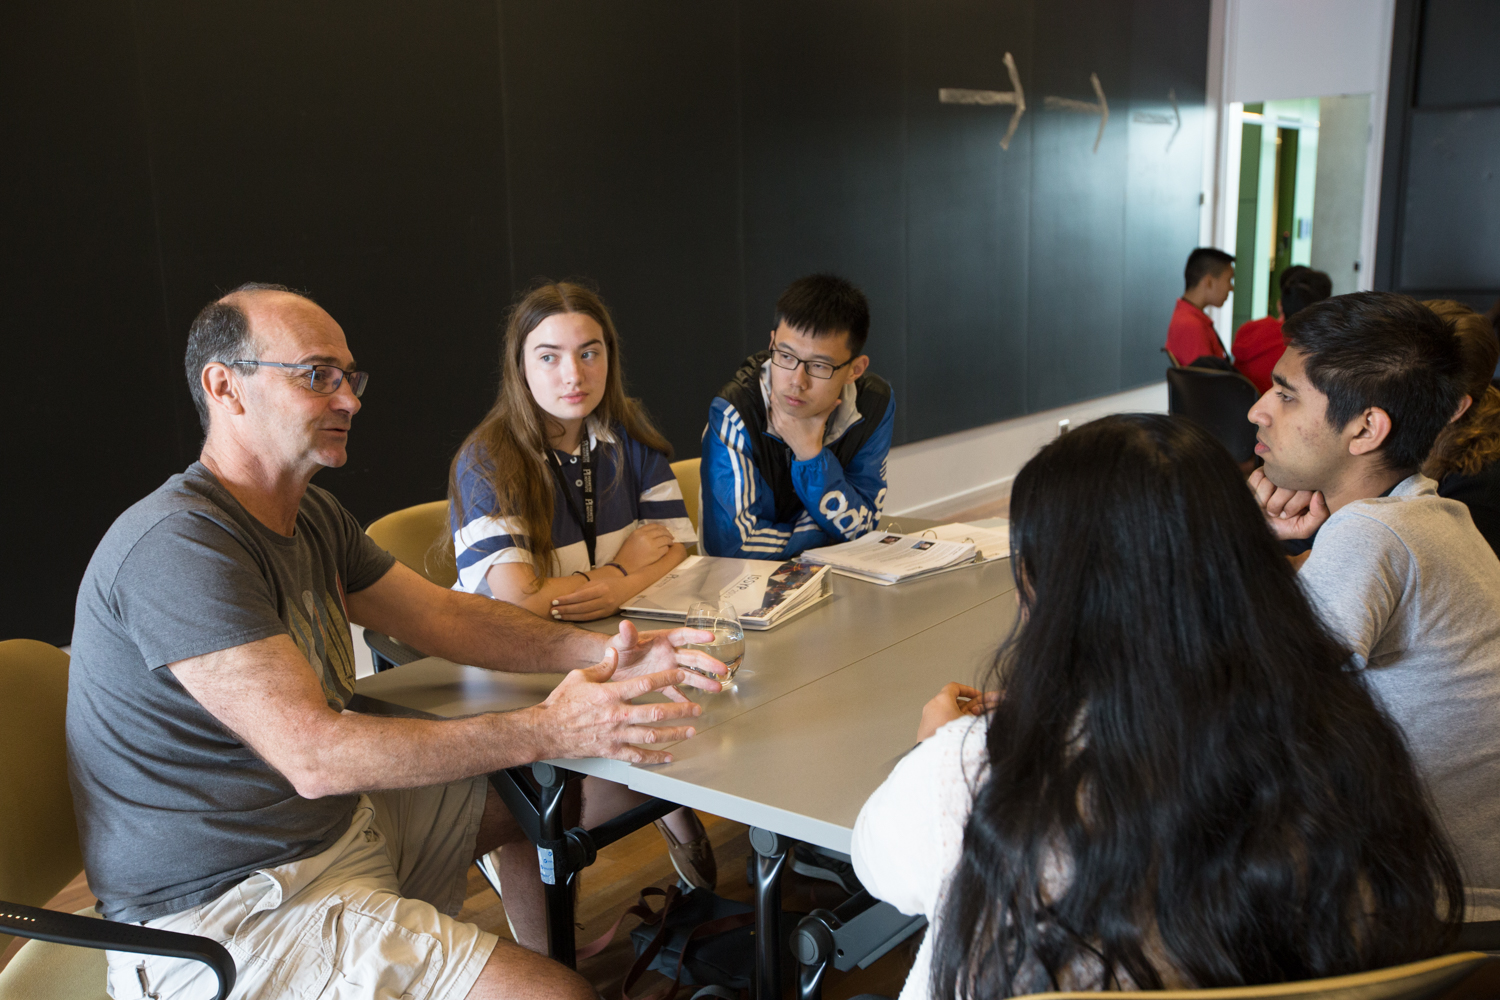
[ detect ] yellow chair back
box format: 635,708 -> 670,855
365,500 -> 456,589
671,457 -> 702,537
1011,950 -> 1493,1000
0,639 -> 79,956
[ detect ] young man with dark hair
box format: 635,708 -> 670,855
1165,247 -> 1235,366
700,274 -> 894,559
1246,290 -> 1500,921
1232,265 -> 1333,393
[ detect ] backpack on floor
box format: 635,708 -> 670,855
624,885 -> 757,1000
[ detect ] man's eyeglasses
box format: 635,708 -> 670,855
231,360 -> 369,397
769,347 -> 854,380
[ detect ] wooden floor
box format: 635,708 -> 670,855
2,813 -> 919,999
465,811 -> 918,999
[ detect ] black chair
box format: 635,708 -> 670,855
1166,365 -> 1262,463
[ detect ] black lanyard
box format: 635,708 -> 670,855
548,442 -> 596,567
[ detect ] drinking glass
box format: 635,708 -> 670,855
682,601 -> 746,684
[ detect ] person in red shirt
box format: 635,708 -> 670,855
1232,266 -> 1332,394
1166,248 -> 1234,366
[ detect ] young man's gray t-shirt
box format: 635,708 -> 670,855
1298,474 -> 1500,920
67,463 -> 395,922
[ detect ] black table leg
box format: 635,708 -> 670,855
532,762 -> 578,968
750,827 -> 791,1000
793,912 -> 834,1000
487,763 -> 687,970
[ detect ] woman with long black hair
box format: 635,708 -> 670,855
852,414 -> 1462,998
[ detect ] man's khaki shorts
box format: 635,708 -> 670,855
106,777 -> 497,1000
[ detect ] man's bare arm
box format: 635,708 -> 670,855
347,561 -> 727,691
169,634 -> 702,799
347,561 -> 604,673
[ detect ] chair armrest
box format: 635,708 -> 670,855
0,900 -> 235,1000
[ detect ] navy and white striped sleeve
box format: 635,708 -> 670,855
699,397 -> 830,559
450,446 -> 533,596
631,439 -> 697,545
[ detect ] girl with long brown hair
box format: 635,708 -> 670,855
449,281 -> 716,947
450,281 -> 695,615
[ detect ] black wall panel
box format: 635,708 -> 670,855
498,1 -> 743,454
1,3 -> 181,647
1398,108 -> 1500,291
739,0 -> 912,442
1414,0 -> 1500,108
1026,0 -> 1133,413
1120,0 -> 1211,388
128,0 -> 514,514
904,0 -> 1034,439
5,0 -> 1208,645
1377,0 -> 1500,302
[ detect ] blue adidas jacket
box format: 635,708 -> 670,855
699,374 -> 894,560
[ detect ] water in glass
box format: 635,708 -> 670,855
682,601 -> 745,683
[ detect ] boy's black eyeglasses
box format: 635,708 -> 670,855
769,347 -> 853,380
231,360 -> 369,397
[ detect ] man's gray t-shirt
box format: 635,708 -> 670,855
1298,474 -> 1500,920
67,462 -> 395,922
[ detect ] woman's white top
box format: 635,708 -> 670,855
853,716 -> 1184,998
851,715 -> 990,1000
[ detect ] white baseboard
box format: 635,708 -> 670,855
885,382 -> 1169,516
896,473 -> 1018,521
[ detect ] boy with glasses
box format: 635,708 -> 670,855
700,274 -> 894,558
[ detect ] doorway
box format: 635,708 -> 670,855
1231,97 -> 1323,332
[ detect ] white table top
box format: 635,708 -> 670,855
354,543 -> 1018,854
577,591 -> 1018,853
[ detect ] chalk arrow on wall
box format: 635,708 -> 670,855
939,51 -> 1027,151
1131,87 -> 1182,151
1043,73 -> 1109,153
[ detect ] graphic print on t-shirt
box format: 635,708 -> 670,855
284,577 -> 357,708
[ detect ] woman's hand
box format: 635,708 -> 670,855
550,579 -> 627,621
613,522 -> 676,573
917,682 -> 995,742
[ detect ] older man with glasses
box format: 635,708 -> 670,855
67,282 -> 726,1000
700,273 -> 894,559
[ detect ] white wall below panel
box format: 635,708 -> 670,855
885,382 -> 1169,515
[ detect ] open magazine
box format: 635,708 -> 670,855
620,555 -> 831,630
799,520 -> 1010,585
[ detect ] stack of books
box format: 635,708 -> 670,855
798,521 -> 1010,585
621,555 -> 832,630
